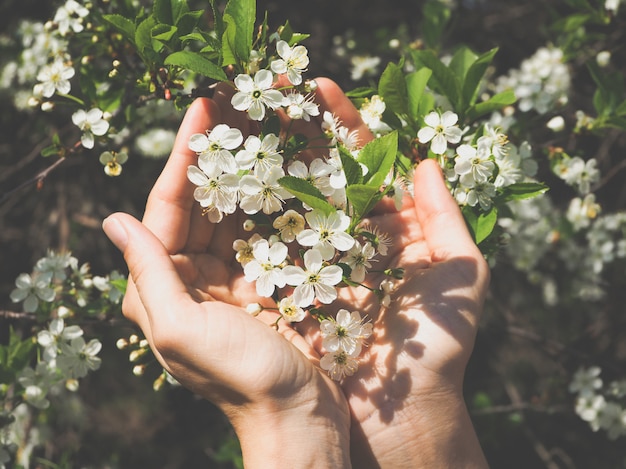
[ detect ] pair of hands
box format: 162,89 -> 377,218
102,78 -> 489,468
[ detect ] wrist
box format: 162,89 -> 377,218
227,379 -> 352,469
352,388 -> 487,468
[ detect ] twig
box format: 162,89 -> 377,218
0,156 -> 66,206
471,402 -> 568,416
0,310 -> 37,321
504,382 -> 562,469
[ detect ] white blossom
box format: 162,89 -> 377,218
72,108 -> 109,149
239,166 -> 293,215
188,124 -> 243,174
282,248 -> 343,307
243,239 -> 288,297
320,309 -> 373,356
231,70 -> 284,121
10,273 -> 55,313
36,60 -> 74,98
282,92 -> 319,121
340,241 -> 376,283
320,350 -> 359,381
417,111 -> 462,155
235,133 -> 282,173
296,209 -> 355,260
270,40 -> 309,85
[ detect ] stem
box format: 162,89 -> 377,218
0,156 -> 66,206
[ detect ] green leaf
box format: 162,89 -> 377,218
379,62 -> 408,117
462,206 -> 498,244
449,46 -> 478,85
346,87 -> 376,98
221,14 -> 238,67
346,184 -> 383,219
103,14 -> 136,43
358,131 -> 398,187
278,176 -> 335,215
411,50 -> 460,109
339,147 -> 363,186
466,90 -> 516,121
461,47 -> 498,109
406,67 -> 432,122
135,15 -> 161,64
175,10 -> 203,36
499,182 -> 548,202
223,0 -> 255,64
152,24 -> 178,43
154,0 -> 174,24
164,50 -> 227,81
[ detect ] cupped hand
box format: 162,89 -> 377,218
102,80 -> 368,467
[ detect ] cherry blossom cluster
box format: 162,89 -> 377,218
8,251 -> 124,406
414,110 -> 538,212
570,366 -> 626,440
186,40 -> 403,380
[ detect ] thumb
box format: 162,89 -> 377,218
102,213 -> 191,331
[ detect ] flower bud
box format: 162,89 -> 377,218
129,334 -> 139,344
41,101 -> 54,112
546,115 -> 565,132
129,348 -> 148,362
153,374 -> 165,391
243,219 -> 256,231
66,379 -> 79,392
246,303 -> 263,316
268,234 -> 280,246
596,50 -> 611,68
57,305 -> 72,318
133,364 -> 146,376
116,338 -> 129,350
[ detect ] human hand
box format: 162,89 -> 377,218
102,81 -> 370,468
329,158 -> 490,467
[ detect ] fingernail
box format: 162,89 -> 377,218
102,216 -> 128,251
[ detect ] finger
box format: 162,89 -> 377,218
413,159 -> 482,261
143,97 -> 220,254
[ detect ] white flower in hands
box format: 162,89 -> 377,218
187,159 -> 240,222
239,166 -> 293,215
235,133 -> 283,173
287,159 -> 334,197
296,209 -> 355,260
231,70 -> 284,121
278,296 -> 306,323
340,241 -> 376,283
243,239 -> 288,297
282,92 -> 320,121
283,248 -> 343,307
57,337 -> 102,379
417,110 -> 462,155
270,40 -> 309,85
320,309 -> 373,356
454,142 -> 495,184
320,350 -> 359,381
72,108 -> 109,149
189,124 -> 243,174
273,209 -> 305,243
232,233 -> 264,265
